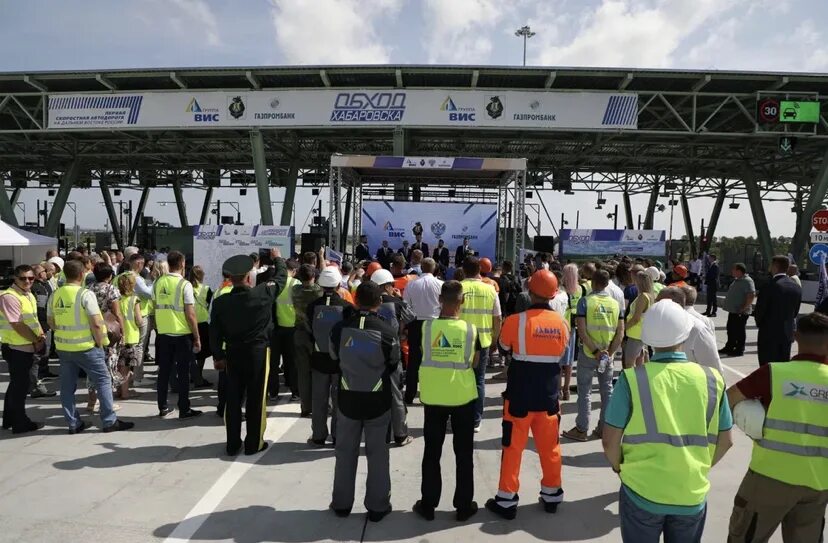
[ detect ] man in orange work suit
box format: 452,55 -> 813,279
486,269 -> 570,520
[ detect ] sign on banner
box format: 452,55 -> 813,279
361,201 -> 497,263
560,229 -> 666,258
47,89 -> 638,131
193,224 -> 294,289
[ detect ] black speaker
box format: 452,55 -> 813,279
533,236 -> 556,254
301,233 -> 326,255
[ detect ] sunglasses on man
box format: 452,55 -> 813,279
16,276 -> 35,282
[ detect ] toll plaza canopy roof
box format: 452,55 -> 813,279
2,64 -> 828,260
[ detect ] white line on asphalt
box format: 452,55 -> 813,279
163,401 -> 300,543
722,363 -> 747,379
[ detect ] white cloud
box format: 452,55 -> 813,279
422,0 -> 504,64
164,0 -> 221,47
270,0 -> 401,64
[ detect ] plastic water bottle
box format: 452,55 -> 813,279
597,353 -> 611,374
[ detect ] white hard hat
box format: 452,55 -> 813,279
645,266 -> 660,281
641,300 -> 693,347
123,246 -> 139,259
370,269 -> 394,286
318,267 -> 343,288
733,399 -> 766,440
47,256 -> 65,270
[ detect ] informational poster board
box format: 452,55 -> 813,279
193,224 -> 294,289
560,229 -> 666,259
361,201 -> 497,262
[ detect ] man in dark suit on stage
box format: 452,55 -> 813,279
754,255 -> 802,365
432,240 -> 450,269
455,237 -> 472,267
354,235 -> 371,262
399,240 -> 412,263
376,240 -> 394,270
411,234 -> 429,261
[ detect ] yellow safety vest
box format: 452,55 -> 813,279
276,277 -> 298,327
625,294 -> 651,341
653,282 -> 665,295
193,283 -> 211,324
749,361 -> 828,491
419,318 -> 478,407
51,285 -> 96,352
118,294 -> 140,345
564,285 -> 585,323
460,279 -> 497,348
153,274 -> 191,335
621,361 -> 724,506
215,285 -> 232,299
583,293 -> 620,357
0,288 -> 42,345
117,270 -> 153,317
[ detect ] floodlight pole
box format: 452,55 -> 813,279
515,26 -> 536,66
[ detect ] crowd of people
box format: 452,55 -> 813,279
0,241 -> 825,542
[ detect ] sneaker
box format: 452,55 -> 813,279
485,496 -> 517,520
68,421 -> 87,435
394,435 -> 414,447
159,407 -> 175,418
179,409 -> 203,419
39,370 -> 59,380
474,421 -> 482,433
456,501 -> 479,522
102,419 -> 135,433
412,500 -> 435,521
30,389 -> 57,398
367,506 -> 392,522
562,427 -> 589,442
329,503 -> 351,518
592,426 -> 603,440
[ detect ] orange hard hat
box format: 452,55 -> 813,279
365,261 -> 383,279
479,257 -> 493,274
674,264 -> 689,279
528,269 -> 558,299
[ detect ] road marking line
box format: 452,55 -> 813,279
722,363 -> 747,379
163,401 -> 300,543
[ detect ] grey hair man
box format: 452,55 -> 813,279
657,287 -> 722,375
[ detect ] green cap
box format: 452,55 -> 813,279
222,254 -> 254,276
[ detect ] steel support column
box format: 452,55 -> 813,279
341,185 -> 353,253
45,160 -> 80,237
393,127 -> 409,201
791,148 -> 828,261
743,168 -> 774,264
9,188 -> 20,207
99,179 -> 123,250
704,184 -> 727,252
280,162 -> 298,226
680,193 -> 696,257
643,177 -> 660,230
250,130 -> 274,225
0,186 -> 18,226
199,186 -> 214,225
622,189 -> 634,229
171,176 -> 189,227
129,187 -> 150,245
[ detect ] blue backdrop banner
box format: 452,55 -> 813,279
560,229 -> 666,258
361,201 -> 497,263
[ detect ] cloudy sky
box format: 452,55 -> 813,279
1,0 -> 826,239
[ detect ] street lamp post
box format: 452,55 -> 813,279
48,200 -> 77,247
515,25 -> 536,66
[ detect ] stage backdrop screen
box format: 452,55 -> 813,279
560,229 -> 666,258
193,224 -> 294,289
361,201 -> 497,263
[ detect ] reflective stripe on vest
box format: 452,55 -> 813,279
459,280 -> 496,348
418,319 -> 478,406
52,285 -> 95,351
514,311 -> 562,364
0,289 -> 43,345
193,284 -> 210,323
583,294 -> 619,357
311,296 -> 344,353
118,295 -> 140,345
154,275 -> 190,335
276,277 -> 298,327
749,361 -> 828,490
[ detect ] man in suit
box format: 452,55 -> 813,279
376,240 -> 394,269
455,237 -> 472,267
411,234 -> 429,261
754,255 -> 802,366
354,235 -> 371,262
433,240 -> 450,269
399,240 -> 412,263
703,254 -> 720,317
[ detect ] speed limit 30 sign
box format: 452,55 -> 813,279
758,98 -> 780,123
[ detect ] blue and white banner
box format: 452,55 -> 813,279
193,224 -> 294,289
560,229 -> 666,258
361,201 -> 497,263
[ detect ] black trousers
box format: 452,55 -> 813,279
725,313 -> 749,355
405,320 -> 424,404
269,326 -> 296,396
705,285 -> 718,315
757,332 -> 792,366
421,401 -> 475,510
217,369 -> 228,415
156,334 -> 193,412
2,345 -> 34,430
226,342 -> 269,454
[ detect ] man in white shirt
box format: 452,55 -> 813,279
402,258 -> 443,404
658,287 -> 723,375
605,272 -> 626,312
679,285 -> 716,336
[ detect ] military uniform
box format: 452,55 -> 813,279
210,255 -> 287,455
377,293 -> 415,443
292,282 -> 323,415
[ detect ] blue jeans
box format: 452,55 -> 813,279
473,347 -> 489,425
575,347 -> 613,432
59,347 -> 117,430
619,486 -> 706,542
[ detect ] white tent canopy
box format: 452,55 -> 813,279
0,220 -> 57,268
